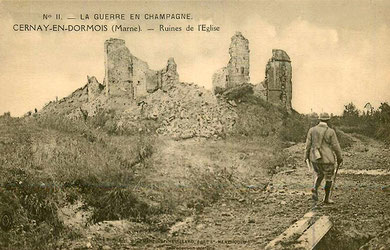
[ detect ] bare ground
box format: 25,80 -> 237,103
1,117 -> 389,249
59,133 -> 390,249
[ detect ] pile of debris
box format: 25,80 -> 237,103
118,82 -> 238,139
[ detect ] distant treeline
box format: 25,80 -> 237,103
332,102 -> 390,143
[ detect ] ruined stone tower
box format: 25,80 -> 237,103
212,34 -> 293,111
87,76 -> 103,102
227,32 -> 250,87
104,38 -> 179,101
104,38 -> 133,99
212,32 -> 250,93
263,49 -> 292,111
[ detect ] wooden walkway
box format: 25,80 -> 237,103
265,211 -> 332,249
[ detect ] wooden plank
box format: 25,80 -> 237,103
295,216 -> 333,250
265,211 -> 316,250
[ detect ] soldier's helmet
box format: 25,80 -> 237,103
319,112 -> 331,121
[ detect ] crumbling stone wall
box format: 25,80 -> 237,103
212,32 -> 250,93
87,76 -> 104,102
253,82 -> 267,100
104,38 -> 133,99
227,32 -> 250,87
131,57 -> 156,98
212,68 -> 229,94
104,38 -> 179,101
263,49 -> 292,111
159,58 -> 179,89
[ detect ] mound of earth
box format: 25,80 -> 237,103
117,82 -> 238,139
38,78 -> 287,140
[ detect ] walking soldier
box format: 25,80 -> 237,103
305,112 -> 343,204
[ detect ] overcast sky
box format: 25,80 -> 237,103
1,0 -> 389,116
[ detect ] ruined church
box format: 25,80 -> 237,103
212,32 -> 292,111
38,33 -> 295,137
103,38 -> 179,102
56,33 -> 293,120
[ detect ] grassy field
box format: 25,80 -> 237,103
0,115 -> 156,248
0,111 -> 292,249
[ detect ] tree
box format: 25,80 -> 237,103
378,102 -> 390,123
343,102 -> 359,117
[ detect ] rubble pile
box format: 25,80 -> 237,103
118,82 -> 238,139
38,85 -> 88,119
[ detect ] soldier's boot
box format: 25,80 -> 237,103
311,176 -> 323,201
323,181 -> 334,204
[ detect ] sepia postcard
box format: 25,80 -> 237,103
0,1 -> 389,249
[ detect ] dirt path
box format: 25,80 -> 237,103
272,132 -> 390,249
315,134 -> 390,249
153,133 -> 390,249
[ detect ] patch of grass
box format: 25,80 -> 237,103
83,187 -> 151,223
187,164 -> 237,208
0,118 -> 63,249
334,129 -> 354,149
0,115 -> 159,248
183,165 -> 236,213
0,172 -> 63,249
233,98 -> 284,137
279,113 -> 311,143
35,113 -> 89,135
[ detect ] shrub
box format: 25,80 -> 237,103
232,96 -> 284,137
83,187 -> 151,223
279,113 -> 310,143
334,129 -> 354,149
88,108 -> 116,129
1,111 -> 11,117
186,164 -> 238,212
280,115 -> 309,142
0,174 -> 62,249
222,83 -> 254,101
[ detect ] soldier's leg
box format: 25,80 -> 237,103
312,163 -> 324,201
324,181 -> 333,203
323,164 -> 335,204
